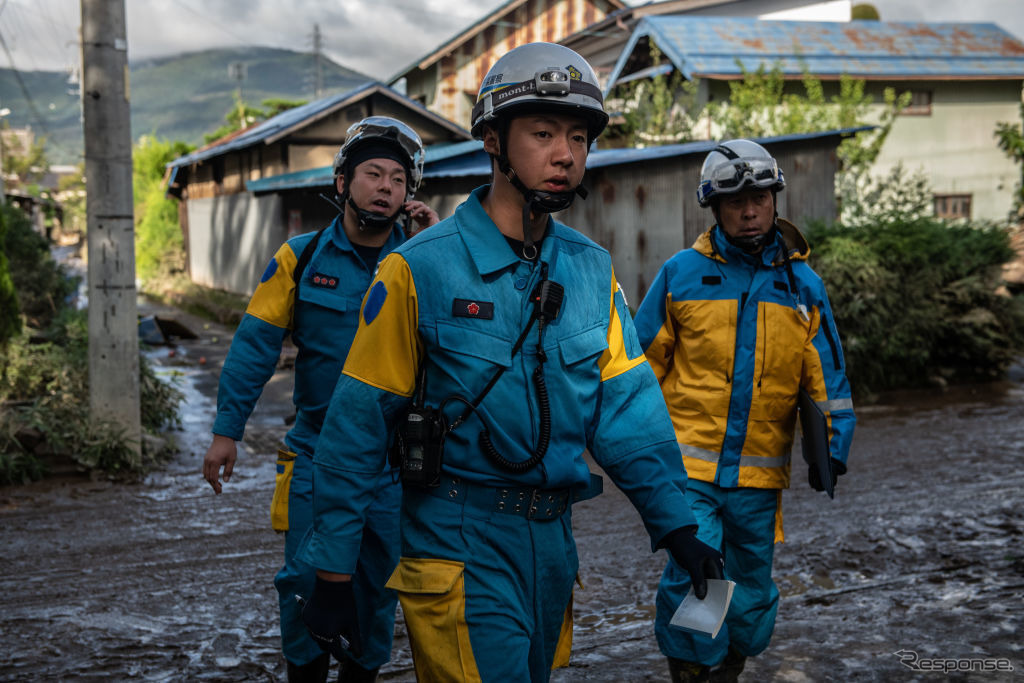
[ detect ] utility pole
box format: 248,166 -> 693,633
228,62 -> 247,129
312,24 -> 323,99
80,0 -> 141,454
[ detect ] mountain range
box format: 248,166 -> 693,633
0,47 -> 369,166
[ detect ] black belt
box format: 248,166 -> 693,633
418,474 -> 572,521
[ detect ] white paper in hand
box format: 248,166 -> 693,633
669,579 -> 735,639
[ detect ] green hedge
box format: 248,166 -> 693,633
807,217 -> 1024,397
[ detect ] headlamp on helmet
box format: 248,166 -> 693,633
536,68 -> 571,96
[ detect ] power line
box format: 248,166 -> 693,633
168,0 -> 253,48
0,26 -> 53,137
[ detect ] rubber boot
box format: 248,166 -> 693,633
337,657 -> 380,683
287,652 -> 331,683
668,656 -> 711,683
710,647 -> 747,683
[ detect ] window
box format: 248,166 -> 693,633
901,90 -> 932,116
933,194 -> 971,219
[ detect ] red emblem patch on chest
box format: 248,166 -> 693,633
452,298 -> 494,319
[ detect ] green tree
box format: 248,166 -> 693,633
709,62 -> 909,175
133,136 -> 195,281
610,44 -> 701,147
994,102 -> 1024,220
1,203 -> 77,330
851,3 -> 881,20
0,208 -> 21,352
0,121 -> 49,186
203,96 -> 308,144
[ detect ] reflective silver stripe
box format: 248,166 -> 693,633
739,453 -> 790,469
678,443 -> 720,463
680,444 -> 790,469
818,398 -> 854,413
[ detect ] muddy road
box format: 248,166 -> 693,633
1,305 -> 1022,681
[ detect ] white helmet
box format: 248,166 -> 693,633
697,139 -> 786,208
333,116 -> 425,202
470,42 -> 608,143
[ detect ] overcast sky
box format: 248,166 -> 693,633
1,0 -> 1022,79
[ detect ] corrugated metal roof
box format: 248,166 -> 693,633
168,81 -> 470,170
246,127 -> 867,192
608,16 -> 1024,90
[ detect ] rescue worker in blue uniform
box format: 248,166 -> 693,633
633,140 -> 856,682
202,116 -> 439,683
298,42 -> 724,683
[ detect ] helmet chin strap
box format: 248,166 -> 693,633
723,224 -> 776,253
341,191 -> 403,233
495,149 -> 588,259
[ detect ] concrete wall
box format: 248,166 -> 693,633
186,193 -> 286,295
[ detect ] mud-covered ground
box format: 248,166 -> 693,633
1,304 -> 1022,682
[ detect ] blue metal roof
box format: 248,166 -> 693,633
246,140 -> 488,193
246,127 -> 866,192
607,16 -> 1024,91
168,81 -> 470,170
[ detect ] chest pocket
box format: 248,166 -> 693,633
672,298 -> 737,394
295,270 -> 368,318
558,325 -> 607,367
754,300 -> 810,417
435,320 -> 512,369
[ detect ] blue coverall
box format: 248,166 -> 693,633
634,221 -> 855,666
212,215 -> 404,669
302,187 -> 700,682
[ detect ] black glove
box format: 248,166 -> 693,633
661,526 -> 724,600
301,576 -> 363,660
808,458 -> 846,493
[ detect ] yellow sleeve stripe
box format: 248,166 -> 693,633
245,242 -> 298,329
599,273 -> 647,382
341,253 -> 423,397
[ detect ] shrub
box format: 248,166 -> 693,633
1,203 -> 79,330
0,206 -> 21,347
807,217 -> 1024,397
0,308 -> 183,484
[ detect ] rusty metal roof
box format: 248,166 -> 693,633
607,16 -> 1024,89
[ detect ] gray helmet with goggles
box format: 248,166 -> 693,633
471,43 -> 607,255
697,139 -> 785,208
332,116 -> 425,231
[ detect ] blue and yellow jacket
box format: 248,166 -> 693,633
212,215 -> 406,455
634,220 -> 855,490
303,187 -> 698,574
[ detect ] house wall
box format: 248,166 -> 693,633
406,0 -> 620,129
868,80 -> 1023,222
186,193 -> 286,295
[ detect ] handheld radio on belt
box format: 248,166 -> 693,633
389,271 -> 564,487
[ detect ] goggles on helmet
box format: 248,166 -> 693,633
336,116 -> 425,199
707,157 -> 780,191
698,158 -> 784,207
344,116 -> 423,166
